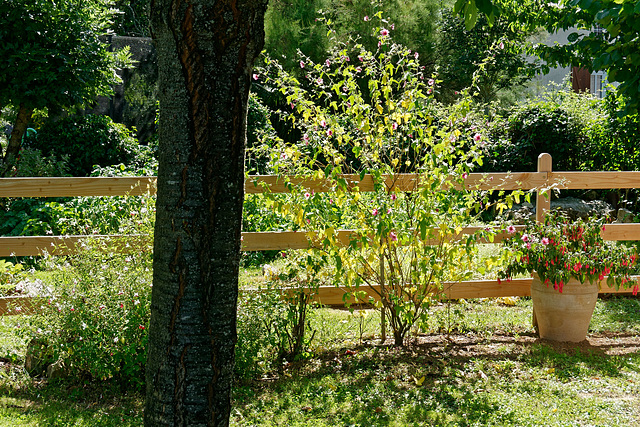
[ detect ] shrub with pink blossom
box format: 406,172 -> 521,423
254,11 -> 500,346
22,212 -> 154,390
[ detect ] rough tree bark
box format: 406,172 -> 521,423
145,1 -> 268,426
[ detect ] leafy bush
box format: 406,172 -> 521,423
10,146 -> 70,177
0,195 -> 153,237
246,93 -> 277,175
482,97 -> 588,172
236,251 -> 325,379
24,115 -> 145,176
19,225 -> 153,389
0,260 -> 24,296
235,286 -> 286,380
582,92 -> 640,172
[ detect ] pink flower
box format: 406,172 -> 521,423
428,78 -> 435,86
522,234 -> 529,242
372,208 -> 379,216
498,41 -> 505,50
325,59 -> 331,67
380,28 -> 389,36
139,325 -> 145,330
252,74 -> 258,81
364,15 -> 370,21
391,194 -> 397,201
462,172 -> 468,179
317,78 -> 323,85
389,231 -> 398,242
358,55 -> 364,61
392,122 -> 398,130
473,133 -> 482,142
304,192 -> 310,200
326,129 -> 333,137
355,67 -> 362,73
387,208 -> 392,214
300,61 -> 305,68
414,52 -> 419,60
507,225 -> 516,234
320,119 -> 327,127
541,237 -> 550,245
526,242 -> 532,249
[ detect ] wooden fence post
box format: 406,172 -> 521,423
536,153 -> 552,223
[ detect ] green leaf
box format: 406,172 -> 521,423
464,2 -> 478,31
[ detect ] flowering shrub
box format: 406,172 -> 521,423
20,198 -> 155,389
499,211 -> 639,295
255,11 -> 502,345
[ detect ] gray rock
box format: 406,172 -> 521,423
503,197 -> 614,224
550,197 -> 613,220
24,338 -> 53,377
616,208 -> 635,223
46,359 -> 68,380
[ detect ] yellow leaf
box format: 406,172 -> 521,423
413,375 -> 425,386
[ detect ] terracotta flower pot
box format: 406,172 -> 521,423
531,273 -> 598,342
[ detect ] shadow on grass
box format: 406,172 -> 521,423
593,295 -> 640,330
0,379 -> 144,427
236,332 -> 640,425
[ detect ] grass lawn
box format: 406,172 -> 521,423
1,295 -> 639,426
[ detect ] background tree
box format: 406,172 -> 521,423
0,0 -> 129,173
145,0 -> 268,425
436,11 -> 535,104
112,0 -> 151,36
263,0 -> 442,77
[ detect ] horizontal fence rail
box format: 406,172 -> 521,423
2,153 -> 640,315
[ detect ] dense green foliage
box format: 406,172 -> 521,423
437,12 -> 534,104
25,115 -> 150,177
481,89 -> 640,175
0,0 -> 130,165
264,0 -> 442,76
0,0 -> 123,110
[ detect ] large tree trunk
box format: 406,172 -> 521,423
4,103 -> 33,175
145,1 -> 267,426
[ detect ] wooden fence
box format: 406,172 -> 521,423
2,153 -> 640,315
